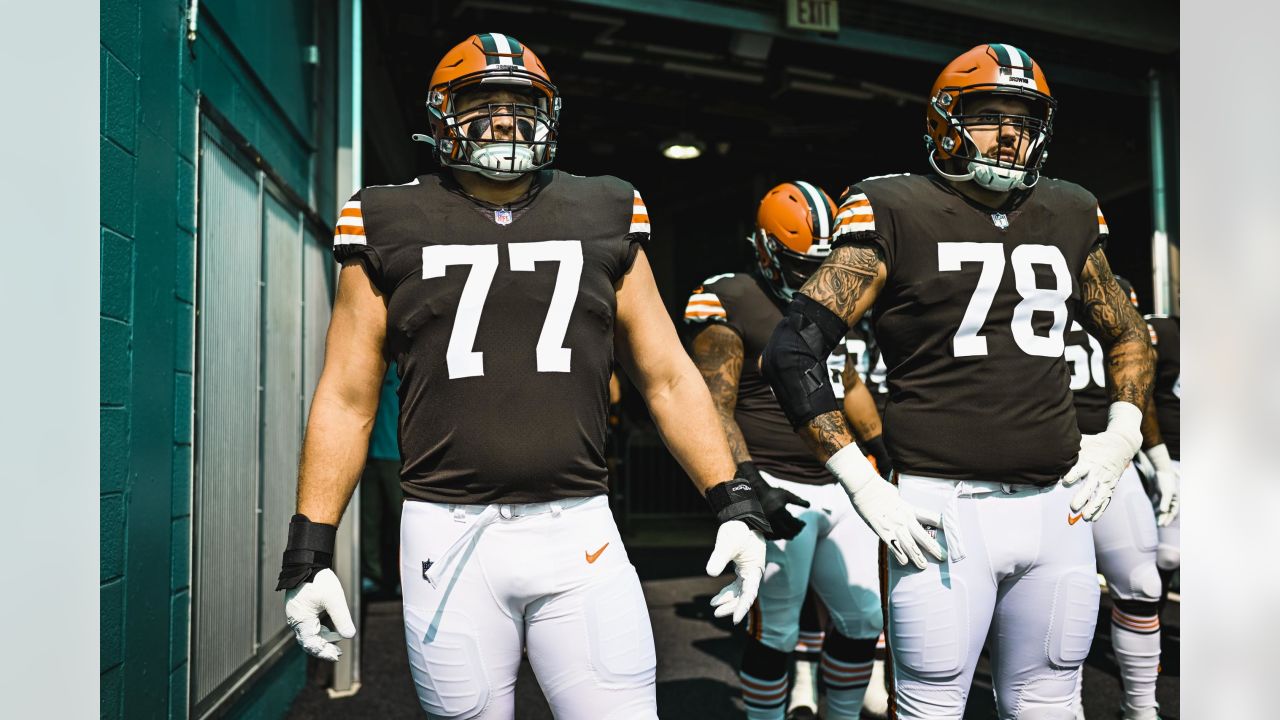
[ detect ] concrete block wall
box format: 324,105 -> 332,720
100,0 -> 335,716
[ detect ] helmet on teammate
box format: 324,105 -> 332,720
419,33 -> 561,181
750,181 -> 837,301
1114,274 -> 1139,309
925,43 -> 1056,192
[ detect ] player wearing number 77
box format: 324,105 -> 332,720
273,34 -> 769,719
761,43 -> 1156,718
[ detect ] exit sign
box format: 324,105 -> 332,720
786,0 -> 839,34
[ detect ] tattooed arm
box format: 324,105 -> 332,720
1077,247 -> 1156,410
689,324 -> 752,464
792,244 -> 888,462
841,365 -> 884,443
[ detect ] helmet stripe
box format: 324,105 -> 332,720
478,33 -> 499,61
491,33 -> 514,66
1014,47 -> 1034,77
793,181 -> 831,239
504,35 -> 526,66
990,43 -> 1012,67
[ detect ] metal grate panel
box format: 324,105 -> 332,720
258,193 -> 304,647
193,131 -> 263,704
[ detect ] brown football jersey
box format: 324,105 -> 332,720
332,170 -> 650,504
1145,314 -> 1180,459
684,272 -> 859,485
831,173 -> 1107,485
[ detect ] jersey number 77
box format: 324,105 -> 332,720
422,240 -> 583,379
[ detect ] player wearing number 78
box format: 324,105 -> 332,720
761,43 -> 1156,718
272,34 -> 769,719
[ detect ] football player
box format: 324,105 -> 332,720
1065,275 -> 1178,720
684,182 -> 888,720
761,44 -> 1157,719
1142,306 -> 1180,614
273,34 -> 769,719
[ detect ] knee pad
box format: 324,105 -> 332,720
583,566 -> 657,687
1156,545 -> 1180,571
1120,563 -> 1163,603
890,574 -> 969,679
404,605 -> 490,718
1006,674 -> 1081,719
824,585 -> 884,640
1045,571 -> 1098,668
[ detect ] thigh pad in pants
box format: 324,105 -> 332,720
1044,569 -> 1099,668
403,604 -> 491,719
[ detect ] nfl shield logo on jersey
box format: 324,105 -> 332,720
494,208 -> 513,225
991,212 -> 1009,229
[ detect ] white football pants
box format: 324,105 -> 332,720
1092,464 -> 1161,602
400,495 -> 658,720
1156,460 -> 1180,571
750,472 -> 883,650
889,474 -> 1100,720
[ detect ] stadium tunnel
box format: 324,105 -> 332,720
95,1 -> 1178,716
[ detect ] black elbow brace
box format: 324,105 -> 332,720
761,294 -> 851,429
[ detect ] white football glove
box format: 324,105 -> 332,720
284,568 -> 357,661
1145,443 -> 1180,527
705,520 -> 766,625
827,444 -> 944,570
1062,402 -> 1143,522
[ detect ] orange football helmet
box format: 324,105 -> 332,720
416,33 -> 561,180
925,43 -> 1056,191
750,181 -> 837,300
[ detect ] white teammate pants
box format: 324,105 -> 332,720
750,472 -> 882,650
400,495 -> 658,720
889,474 -> 1100,720
1156,459 -> 1180,571
1092,464 -> 1161,602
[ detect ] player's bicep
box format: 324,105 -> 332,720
688,324 -> 744,412
315,261 -> 388,416
797,244 -> 886,326
613,248 -> 689,394
1077,247 -> 1147,349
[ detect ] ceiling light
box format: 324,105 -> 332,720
660,133 -> 705,160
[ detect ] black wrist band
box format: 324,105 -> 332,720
705,479 -> 773,536
275,514 -> 338,591
861,435 -> 892,476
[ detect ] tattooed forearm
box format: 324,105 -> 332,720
1140,387 -> 1164,450
1078,247 -> 1155,409
799,409 -> 858,464
689,324 -> 752,463
841,364 -> 883,441
797,244 -> 886,326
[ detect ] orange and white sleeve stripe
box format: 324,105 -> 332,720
334,198 -> 365,246
1096,205 -> 1109,236
833,192 -> 875,239
683,291 -> 727,322
630,189 -> 651,235
1111,606 -> 1160,634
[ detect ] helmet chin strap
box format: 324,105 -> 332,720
928,130 -> 1045,193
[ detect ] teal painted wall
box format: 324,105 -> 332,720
100,1 -> 336,717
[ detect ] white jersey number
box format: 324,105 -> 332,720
1064,321 -> 1106,390
938,242 -> 1072,358
422,240 -> 583,379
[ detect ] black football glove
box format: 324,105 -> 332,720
861,435 -> 893,480
736,461 -> 810,541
